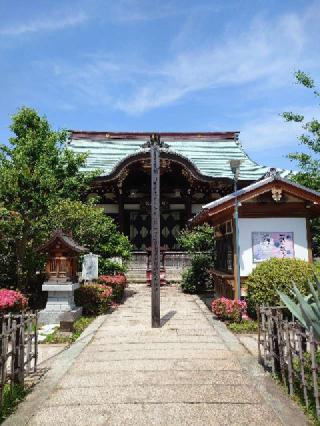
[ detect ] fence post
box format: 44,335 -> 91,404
297,329 -> 309,409
34,312 -> 38,372
310,327 -> 320,420
14,315 -> 25,386
285,322 -> 294,396
257,306 -> 262,365
0,317 -> 5,410
10,319 -> 17,398
272,310 -> 281,375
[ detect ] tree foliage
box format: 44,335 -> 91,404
0,107 -> 130,292
282,71 -> 320,254
177,224 -> 215,254
178,224 -> 214,293
46,199 -> 132,262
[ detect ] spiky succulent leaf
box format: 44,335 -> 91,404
278,291 -> 307,327
313,272 -> 320,292
308,280 -> 320,311
292,284 -> 318,326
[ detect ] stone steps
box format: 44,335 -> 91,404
127,268 -> 184,284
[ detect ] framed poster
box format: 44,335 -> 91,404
252,232 -> 294,262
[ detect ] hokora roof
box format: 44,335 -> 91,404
38,230 -> 88,254
68,131 -> 289,181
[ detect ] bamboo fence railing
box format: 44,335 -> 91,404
258,306 -> 319,419
0,312 -> 38,410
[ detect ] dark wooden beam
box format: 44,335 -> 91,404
117,189 -> 125,233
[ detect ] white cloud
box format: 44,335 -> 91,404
0,12 -> 87,36
240,106 -> 319,152
43,2 -> 320,115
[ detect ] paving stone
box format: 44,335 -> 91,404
45,384 -> 262,406
79,348 -> 234,361
58,370 -> 252,388
30,403 -> 282,426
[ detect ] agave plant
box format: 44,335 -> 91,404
278,273 -> 320,341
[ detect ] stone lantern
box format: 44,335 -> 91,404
38,230 -> 88,324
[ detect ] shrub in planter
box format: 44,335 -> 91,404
98,274 -> 127,302
0,289 -> 28,313
99,259 -> 127,275
246,258 -> 315,317
212,297 -> 247,323
74,284 -> 112,315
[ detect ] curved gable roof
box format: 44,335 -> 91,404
68,131 -> 286,181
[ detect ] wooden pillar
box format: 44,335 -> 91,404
306,218 -> 313,263
185,189 -> 192,221
232,218 -> 239,300
151,135 -> 161,328
117,187 -> 124,233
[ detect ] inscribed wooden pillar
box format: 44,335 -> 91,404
151,137 -> 161,328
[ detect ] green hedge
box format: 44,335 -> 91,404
246,258 -> 316,316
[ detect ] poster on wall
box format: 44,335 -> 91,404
252,232 -> 294,262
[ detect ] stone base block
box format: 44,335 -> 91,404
60,308 -> 83,332
39,307 -> 82,325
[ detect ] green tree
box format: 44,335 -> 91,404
46,199 -> 132,270
282,71 -> 320,255
0,107 -> 95,289
177,223 -> 215,254
177,224 -> 215,293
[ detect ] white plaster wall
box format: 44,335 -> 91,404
239,217 -> 308,276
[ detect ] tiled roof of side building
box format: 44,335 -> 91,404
68,131 -> 289,181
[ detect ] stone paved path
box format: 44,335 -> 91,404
11,285 -> 308,425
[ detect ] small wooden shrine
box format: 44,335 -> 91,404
38,230 -> 87,324
39,230 -> 87,283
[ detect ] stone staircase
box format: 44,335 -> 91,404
127,251 -> 192,284
126,268 -> 184,284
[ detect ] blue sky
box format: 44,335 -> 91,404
0,0 -> 319,170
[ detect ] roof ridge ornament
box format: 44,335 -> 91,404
265,167 -> 281,179
141,133 -> 169,149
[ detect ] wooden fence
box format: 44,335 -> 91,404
0,312 -> 38,409
258,306 -> 319,419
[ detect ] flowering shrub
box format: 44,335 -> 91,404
0,289 -> 28,313
98,274 -> 127,302
74,284 -> 112,315
212,297 -> 247,323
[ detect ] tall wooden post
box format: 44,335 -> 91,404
151,134 -> 161,328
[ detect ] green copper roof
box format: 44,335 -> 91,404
68,132 -> 286,181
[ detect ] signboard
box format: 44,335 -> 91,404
252,232 -> 294,262
81,253 -> 99,281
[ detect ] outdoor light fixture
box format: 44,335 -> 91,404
229,160 -> 241,181
229,159 -> 242,301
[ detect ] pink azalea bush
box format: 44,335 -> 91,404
74,284 -> 113,315
0,289 -> 28,313
98,274 -> 127,302
212,297 -> 247,323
